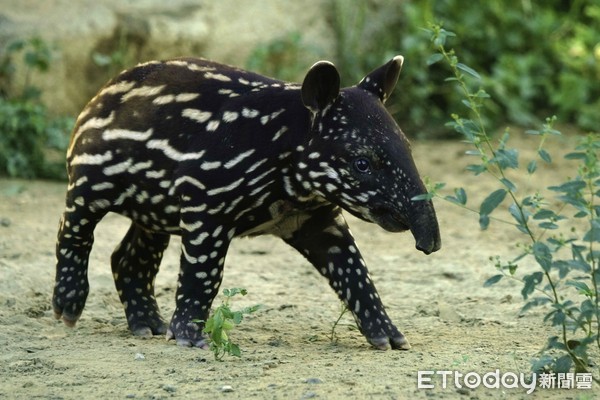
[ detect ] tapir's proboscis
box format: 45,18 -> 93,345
53,55 -> 441,350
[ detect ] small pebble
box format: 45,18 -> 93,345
304,378 -> 323,384
134,353 -> 145,361
0,218 -> 10,227
162,384 -> 176,393
220,385 -> 234,392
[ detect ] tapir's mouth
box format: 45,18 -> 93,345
370,206 -> 409,233
369,203 -> 442,255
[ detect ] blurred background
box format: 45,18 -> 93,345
0,0 -> 598,179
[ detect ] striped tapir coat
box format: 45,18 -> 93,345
52,55 -> 441,350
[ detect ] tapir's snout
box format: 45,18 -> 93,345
409,201 -> 441,255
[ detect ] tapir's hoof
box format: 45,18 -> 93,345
368,334 -> 411,350
166,326 -> 209,349
54,309 -> 80,328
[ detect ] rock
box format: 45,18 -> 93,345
0,0 -> 333,117
220,385 -> 234,393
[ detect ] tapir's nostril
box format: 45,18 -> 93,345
410,204 -> 441,255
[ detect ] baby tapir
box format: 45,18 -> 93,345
53,55 -> 441,350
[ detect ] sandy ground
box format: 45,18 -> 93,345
0,134 -> 597,399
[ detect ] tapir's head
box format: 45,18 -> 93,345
298,56 -> 441,255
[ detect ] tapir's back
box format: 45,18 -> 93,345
67,58 -> 305,172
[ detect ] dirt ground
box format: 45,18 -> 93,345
0,133 -> 597,399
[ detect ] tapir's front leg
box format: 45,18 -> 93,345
283,205 -> 410,350
166,215 -> 233,347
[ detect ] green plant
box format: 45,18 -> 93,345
422,24 -> 599,380
0,37 -> 72,179
0,36 -> 52,100
198,288 -> 260,361
322,1 -> 600,137
329,303 -> 349,343
245,31 -> 322,82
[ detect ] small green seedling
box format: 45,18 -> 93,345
199,288 -> 260,360
329,303 -> 349,343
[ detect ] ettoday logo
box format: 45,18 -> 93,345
417,370 -> 594,393
418,370 -> 537,394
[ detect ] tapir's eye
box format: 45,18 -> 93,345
354,157 -> 371,174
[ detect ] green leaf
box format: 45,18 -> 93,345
508,203 -> 528,226
242,304 -> 262,314
527,160 -> 537,174
554,355 -> 572,374
461,99 -> 474,110
466,164 -> 487,175
532,242 -> 553,271
480,189 -> 507,216
583,220 -> 600,242
412,193 -> 433,201
538,222 -> 558,229
426,53 -> 444,66
444,187 -> 467,206
564,151 -> 586,160
500,178 -> 517,192
521,272 -> 544,299
483,274 -> 503,287
494,148 -> 519,169
533,209 -> 556,220
565,280 -> 593,296
232,311 -> 244,325
456,63 -> 481,79
475,89 -> 490,98
479,214 -> 490,230
229,343 -> 241,357
548,180 -> 586,193
538,149 -> 552,163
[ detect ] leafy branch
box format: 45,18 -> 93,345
424,23 -> 600,379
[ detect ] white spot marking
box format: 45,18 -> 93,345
182,109 -> 212,123
241,108 -> 260,118
222,111 -> 239,122
206,120 -> 220,131
205,72 -> 231,82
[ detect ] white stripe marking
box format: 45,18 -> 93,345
70,151 -> 113,166
102,128 -> 153,141
121,85 -> 166,102
207,178 -> 244,196
205,72 -> 231,82
147,140 -> 205,161
224,149 -> 255,169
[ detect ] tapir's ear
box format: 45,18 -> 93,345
301,61 -> 340,113
357,55 -> 404,104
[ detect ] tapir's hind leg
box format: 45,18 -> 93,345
111,222 -> 170,337
53,194 -> 107,326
